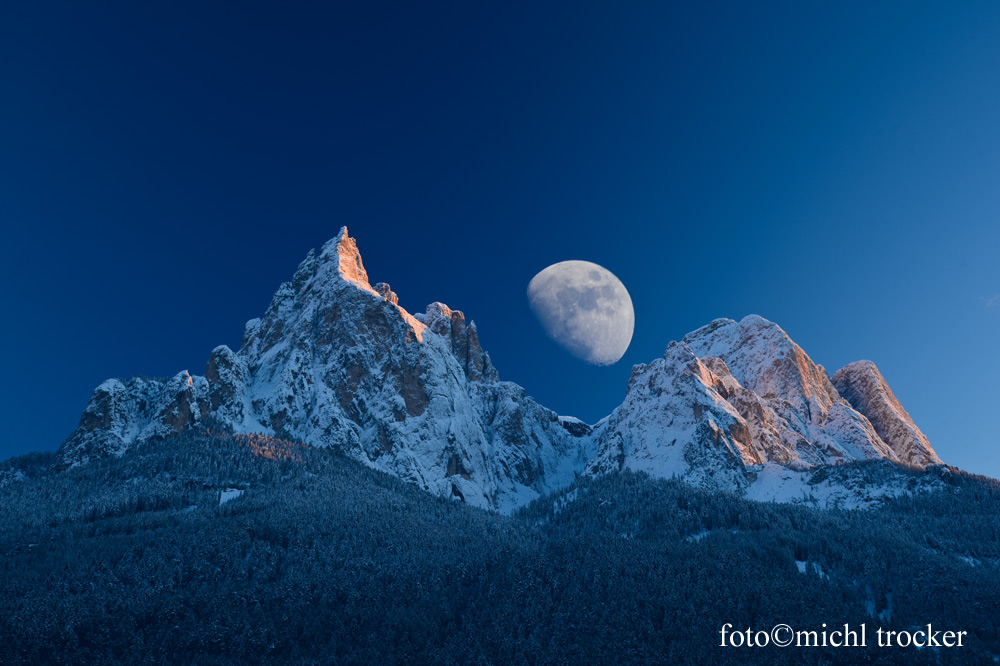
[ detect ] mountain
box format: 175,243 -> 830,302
59,228 -> 941,511
61,229 -> 592,513
832,360 -> 942,467
584,315 -> 942,506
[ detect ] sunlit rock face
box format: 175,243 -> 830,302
585,341 -> 764,493
585,315 -> 925,494
61,231 -> 942,512
680,316 -> 897,465
832,360 -> 941,467
60,228 -> 592,512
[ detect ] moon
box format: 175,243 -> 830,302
527,261 -> 634,366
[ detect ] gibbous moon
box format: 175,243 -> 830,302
527,261 -> 634,366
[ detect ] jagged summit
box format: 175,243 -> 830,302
678,314 -> 898,464
60,232 -> 943,512
62,229 -> 588,512
582,313 -> 932,495
832,360 -> 940,467
683,315 -> 841,414
321,226 -> 378,295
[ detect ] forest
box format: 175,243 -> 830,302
1,432 -> 999,665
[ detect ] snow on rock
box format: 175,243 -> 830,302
585,315 -> 933,495
681,316 -> 896,466
586,341 -> 761,493
61,373 -> 209,466
831,360 -> 941,467
60,227 -> 592,513
59,231 -> 944,513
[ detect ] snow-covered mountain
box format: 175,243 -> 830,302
60,228 -> 942,511
583,315 -> 941,501
832,360 -> 942,467
61,228 -> 594,512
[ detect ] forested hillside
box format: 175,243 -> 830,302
2,433 -> 998,665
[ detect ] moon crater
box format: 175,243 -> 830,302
527,261 -> 634,366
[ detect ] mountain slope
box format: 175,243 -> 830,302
59,229 -> 941,511
586,316 -> 942,501
1,434 -> 997,666
61,228 -> 593,512
832,360 -> 941,467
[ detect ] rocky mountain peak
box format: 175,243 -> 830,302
683,315 -> 841,415
60,229 -> 587,511
321,226 -> 374,293
591,314 -> 918,486
832,360 -> 941,467
373,282 -> 399,305
417,303 -> 497,383
58,232 -> 944,512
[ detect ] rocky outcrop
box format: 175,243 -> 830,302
681,316 -> 896,465
60,229 -> 943,512
586,317 -> 917,493
832,360 -> 941,467
61,227 -> 590,512
64,374 -> 209,463
586,342 -> 763,493
417,302 -> 497,383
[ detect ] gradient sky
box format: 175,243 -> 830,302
2,2 -> 999,477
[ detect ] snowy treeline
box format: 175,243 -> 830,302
1,433 -> 998,665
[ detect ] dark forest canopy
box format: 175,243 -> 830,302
2,433 -> 999,665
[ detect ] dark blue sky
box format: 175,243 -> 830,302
2,2 -> 999,477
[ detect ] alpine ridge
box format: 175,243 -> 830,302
60,229 -> 942,511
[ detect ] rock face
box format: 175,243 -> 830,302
586,342 -> 763,493
60,229 -> 942,511
832,360 -> 941,467
584,316 -> 936,492
66,374 -> 209,462
680,316 -> 897,466
61,228 -> 594,512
